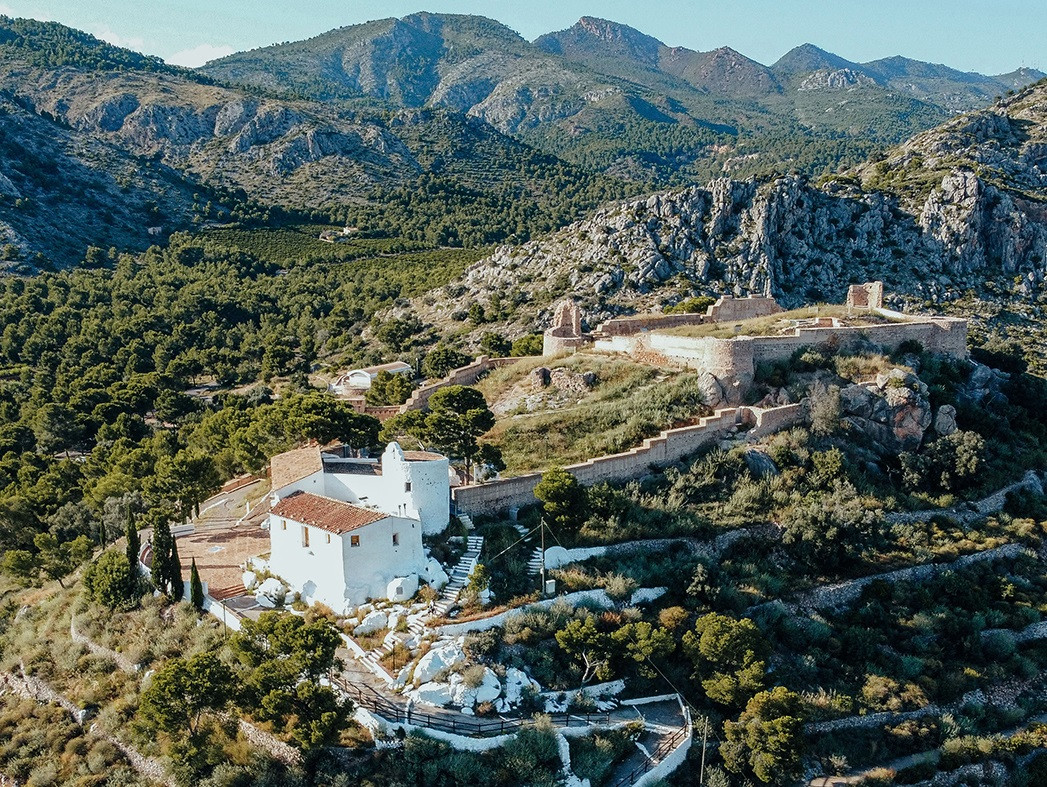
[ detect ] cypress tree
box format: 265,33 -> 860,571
190,558 -> 204,611
151,519 -> 171,592
168,538 -> 184,601
125,509 -> 140,575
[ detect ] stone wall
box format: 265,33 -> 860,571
399,356 -> 521,413
596,314 -> 968,392
705,295 -> 782,322
594,312 -> 708,337
452,404 -> 806,515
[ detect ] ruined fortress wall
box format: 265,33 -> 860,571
645,334 -> 757,388
400,357 -> 521,413
595,312 -> 708,337
748,319 -> 968,364
452,405 -> 806,515
542,331 -> 590,356
706,296 -> 782,322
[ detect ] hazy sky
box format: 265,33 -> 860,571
0,0 -> 1041,74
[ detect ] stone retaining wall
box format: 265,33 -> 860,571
400,356 -> 521,413
452,404 -> 805,516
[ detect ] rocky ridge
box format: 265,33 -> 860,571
407,83 -> 1047,340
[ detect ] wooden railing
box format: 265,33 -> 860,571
332,674 -> 610,737
609,723 -> 691,787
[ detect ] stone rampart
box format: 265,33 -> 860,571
595,315 -> 967,390
706,295 -> 782,322
400,356 -> 521,413
452,404 -> 806,515
594,312 -> 709,337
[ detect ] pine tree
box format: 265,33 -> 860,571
190,558 -> 204,611
151,519 -> 171,592
168,538 -> 184,601
125,509 -> 140,575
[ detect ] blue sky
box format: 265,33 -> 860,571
0,0 -> 1041,74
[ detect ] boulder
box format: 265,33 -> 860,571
354,610 -> 388,636
529,367 -> 551,390
386,574 -> 418,603
422,558 -> 449,590
414,639 -> 465,684
543,546 -> 570,570
934,404 -> 958,436
410,682 -> 454,707
473,668 -> 502,705
743,449 -> 779,478
256,577 -> 285,605
697,372 -> 726,409
504,667 -> 540,706
241,571 -> 257,590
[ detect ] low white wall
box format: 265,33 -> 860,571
633,700 -> 693,787
436,590 -> 616,636
202,595 -> 243,632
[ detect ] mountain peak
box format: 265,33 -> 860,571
772,43 -> 855,76
535,16 -> 663,66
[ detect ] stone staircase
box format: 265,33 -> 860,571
357,520 -> 484,675
432,534 -> 484,617
528,546 -> 545,575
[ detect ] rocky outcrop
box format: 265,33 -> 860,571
841,369 -> 933,454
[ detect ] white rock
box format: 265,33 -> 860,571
256,594 -> 275,609
410,682 -> 454,707
387,575 -> 419,603
256,577 -> 284,604
387,613 -> 401,632
413,639 -> 465,684
422,558 -> 449,590
474,668 -> 501,704
505,667 -> 539,705
543,546 -> 570,570
241,571 -> 257,590
496,699 -> 510,714
630,587 -> 668,605
354,610 -> 388,636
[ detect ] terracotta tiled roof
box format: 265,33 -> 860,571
402,450 -> 445,462
271,491 -> 386,535
270,445 -> 323,490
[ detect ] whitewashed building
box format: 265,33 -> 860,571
269,491 -> 426,608
330,361 -> 413,394
266,441 -> 451,609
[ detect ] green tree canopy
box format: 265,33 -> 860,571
722,687 -> 805,785
83,549 -> 138,609
534,467 -> 587,535
682,613 -> 769,708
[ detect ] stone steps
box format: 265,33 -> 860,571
527,547 -> 544,575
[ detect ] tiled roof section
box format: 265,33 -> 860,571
403,450 -> 445,462
270,444 -> 323,491
272,491 -> 386,535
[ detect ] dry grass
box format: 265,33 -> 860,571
662,305 -> 903,340
478,353 -> 708,475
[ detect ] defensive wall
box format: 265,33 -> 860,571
550,295 -> 784,346
452,403 -> 805,515
594,311 -> 968,391
399,356 -> 521,413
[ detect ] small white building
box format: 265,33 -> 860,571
266,441 -> 452,610
331,361 -> 413,394
269,490 -> 425,609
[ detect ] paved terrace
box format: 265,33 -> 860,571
175,479 -> 272,601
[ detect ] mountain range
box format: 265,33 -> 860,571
203,13 -> 1044,179
0,11 -> 1042,271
